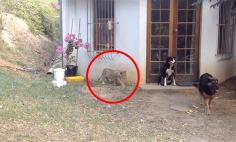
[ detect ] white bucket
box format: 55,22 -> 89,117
54,68 -> 65,82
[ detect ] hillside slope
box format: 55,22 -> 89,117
0,12 -> 59,75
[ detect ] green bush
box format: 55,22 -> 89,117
5,0 -> 60,41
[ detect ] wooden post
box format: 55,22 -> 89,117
76,18 -> 81,67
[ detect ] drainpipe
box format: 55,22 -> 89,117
59,0 -> 63,68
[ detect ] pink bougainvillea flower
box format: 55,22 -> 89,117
64,33 -> 70,42
70,34 -> 75,42
73,42 -> 77,48
73,40 -> 79,48
54,3 -> 60,9
84,42 -> 91,49
73,40 -> 84,48
63,55 -> 66,58
56,46 -> 64,54
78,42 -> 84,48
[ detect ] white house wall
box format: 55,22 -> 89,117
139,0 -> 147,85
199,1 -> 236,83
62,0 -> 145,85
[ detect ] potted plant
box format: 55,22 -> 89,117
56,33 -> 90,77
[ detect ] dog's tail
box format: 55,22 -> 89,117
193,83 -> 199,88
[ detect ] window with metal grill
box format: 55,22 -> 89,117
217,0 -> 235,59
87,0 -> 116,55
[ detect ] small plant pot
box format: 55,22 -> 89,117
65,65 -> 78,77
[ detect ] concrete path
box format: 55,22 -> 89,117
139,83 -> 198,93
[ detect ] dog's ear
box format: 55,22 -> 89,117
173,57 -> 176,60
208,82 -> 212,87
207,77 -> 213,85
208,77 -> 213,81
212,77 -> 218,84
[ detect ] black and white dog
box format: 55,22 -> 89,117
157,57 -> 176,86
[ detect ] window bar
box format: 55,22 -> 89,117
96,0 -> 103,59
104,0 -> 107,59
111,0 -> 114,60
110,1 -> 114,60
222,5 -> 226,54
102,0 -> 106,59
93,0 -> 96,58
96,0 -> 101,59
231,25 -> 235,53
87,0 -> 91,58
107,0 -> 111,60
100,0 -> 104,59
222,26 -> 226,54
90,0 -> 92,54
94,0 -> 97,58
111,0 -> 113,48
105,0 -> 109,60
100,0 -> 103,54
109,0 -> 112,60
95,0 -> 97,58
90,0 -> 93,58
106,0 -> 109,60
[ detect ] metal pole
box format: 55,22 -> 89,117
59,0 -> 63,68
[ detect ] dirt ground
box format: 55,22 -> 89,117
80,77 -> 236,142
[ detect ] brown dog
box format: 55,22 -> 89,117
193,73 -> 219,114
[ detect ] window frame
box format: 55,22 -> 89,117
93,0 -> 115,52
217,0 -> 235,58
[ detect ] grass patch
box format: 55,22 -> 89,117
1,54 -> 7,60
0,69 -> 178,141
0,41 -> 18,55
89,81 -> 103,87
17,46 -> 28,55
16,61 -> 26,66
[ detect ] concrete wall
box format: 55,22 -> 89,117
61,0 -> 147,85
139,0 -> 147,85
199,1 -> 236,83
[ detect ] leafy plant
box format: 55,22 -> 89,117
56,33 -> 91,65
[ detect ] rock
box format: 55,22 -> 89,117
190,136 -> 209,142
170,97 -> 186,103
182,119 -> 204,127
169,105 -> 189,112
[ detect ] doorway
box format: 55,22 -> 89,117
146,0 -> 200,83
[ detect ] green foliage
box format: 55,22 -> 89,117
17,46 -> 28,54
16,61 -> 26,66
5,0 -> 60,41
1,55 -> 7,60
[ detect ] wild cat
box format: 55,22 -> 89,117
98,68 -> 127,87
